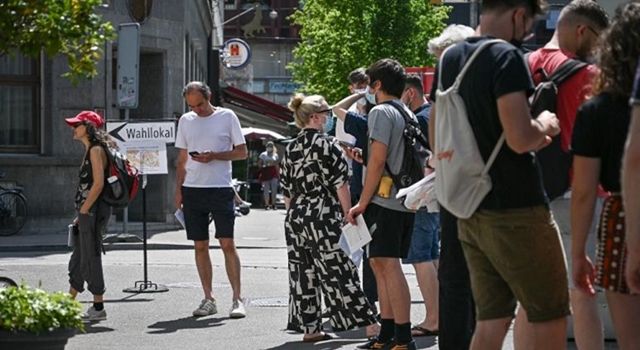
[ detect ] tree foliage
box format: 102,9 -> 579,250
0,0 -> 115,82
289,0 -> 450,102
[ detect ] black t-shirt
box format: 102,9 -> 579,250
430,37 -> 547,210
632,61 -> 640,105
571,93 -> 630,192
414,104 -> 431,149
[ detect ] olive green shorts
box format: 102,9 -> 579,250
458,205 -> 570,323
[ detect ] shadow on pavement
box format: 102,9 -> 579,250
79,293 -> 154,304
147,316 -> 225,334
263,338 -> 362,350
78,324 -> 115,335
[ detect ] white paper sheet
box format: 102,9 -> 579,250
174,209 -> 186,229
343,215 -> 371,250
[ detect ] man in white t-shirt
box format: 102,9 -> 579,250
174,81 -> 248,319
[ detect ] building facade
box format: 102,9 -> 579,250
221,0 -> 300,105
0,0 -> 214,231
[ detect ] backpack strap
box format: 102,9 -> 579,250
481,133 -> 505,176
381,100 -> 429,181
549,58 -> 587,86
451,39 -> 505,90
383,100 -> 429,149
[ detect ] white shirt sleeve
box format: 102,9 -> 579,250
229,111 -> 246,146
174,117 -> 187,149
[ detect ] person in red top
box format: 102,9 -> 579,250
522,1 -> 609,349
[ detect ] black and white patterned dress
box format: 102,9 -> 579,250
280,128 -> 377,334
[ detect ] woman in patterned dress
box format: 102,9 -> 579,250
570,4 -> 640,349
281,94 -> 378,342
65,111 -> 114,321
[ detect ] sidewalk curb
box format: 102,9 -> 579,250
0,243 -> 286,253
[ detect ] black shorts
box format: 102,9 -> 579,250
182,187 -> 235,241
364,203 -> 415,258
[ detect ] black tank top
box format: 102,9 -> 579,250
75,145 -> 106,210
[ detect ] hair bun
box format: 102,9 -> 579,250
288,93 -> 306,112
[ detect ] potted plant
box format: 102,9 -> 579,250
0,284 -> 84,350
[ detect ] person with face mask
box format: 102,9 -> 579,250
258,141 -> 280,210
281,93 -> 378,342
521,1 -> 609,349
429,0 -> 568,348
399,76 -> 441,338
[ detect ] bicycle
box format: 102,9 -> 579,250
0,276 -> 17,289
0,171 -> 28,236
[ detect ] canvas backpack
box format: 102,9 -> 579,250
434,39 -> 505,219
527,55 -> 587,200
102,146 -> 140,208
381,100 -> 430,192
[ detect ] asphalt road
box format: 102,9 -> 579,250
0,209 -> 618,349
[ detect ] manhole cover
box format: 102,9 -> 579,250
240,236 -> 270,241
247,296 -> 288,307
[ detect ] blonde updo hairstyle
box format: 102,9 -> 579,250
287,93 -> 328,129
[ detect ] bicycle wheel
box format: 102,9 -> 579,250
0,276 -> 17,289
0,192 -> 27,236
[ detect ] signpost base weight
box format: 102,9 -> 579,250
123,280 -> 168,293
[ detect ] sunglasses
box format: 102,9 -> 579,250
318,108 -> 333,117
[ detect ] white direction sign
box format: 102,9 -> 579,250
107,121 -> 175,145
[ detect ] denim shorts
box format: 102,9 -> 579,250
403,209 -> 440,264
182,187 -> 235,241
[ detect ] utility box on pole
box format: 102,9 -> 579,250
117,23 -> 140,109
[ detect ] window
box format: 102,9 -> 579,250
0,52 -> 40,153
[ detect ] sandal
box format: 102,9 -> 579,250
302,333 -> 334,343
411,325 -> 439,337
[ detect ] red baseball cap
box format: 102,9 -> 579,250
65,111 -> 105,128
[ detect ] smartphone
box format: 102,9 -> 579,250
338,140 -> 355,149
189,151 -> 199,156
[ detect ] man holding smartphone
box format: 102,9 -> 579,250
175,81 -> 248,319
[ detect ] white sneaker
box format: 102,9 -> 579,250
192,299 -> 217,317
81,306 -> 107,321
239,201 -> 252,208
229,299 -> 246,319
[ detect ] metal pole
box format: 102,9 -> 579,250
142,174 -> 148,284
123,109 -> 129,235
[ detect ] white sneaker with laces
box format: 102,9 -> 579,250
229,299 -> 246,319
192,298 -> 217,317
81,306 -> 107,321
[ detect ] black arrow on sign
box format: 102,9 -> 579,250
108,123 -> 127,142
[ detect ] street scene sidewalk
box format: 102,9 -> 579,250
0,209 -> 613,349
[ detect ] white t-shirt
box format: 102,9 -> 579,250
335,103 -> 358,145
175,108 -> 245,188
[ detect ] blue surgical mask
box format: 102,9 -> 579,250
323,114 -> 335,133
365,87 -> 377,105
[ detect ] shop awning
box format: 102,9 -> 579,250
241,127 -> 286,141
221,86 -> 293,135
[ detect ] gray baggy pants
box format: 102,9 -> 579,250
68,200 -> 111,295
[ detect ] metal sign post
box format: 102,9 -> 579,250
105,120 -> 174,293
117,23 -> 140,237
122,141 -> 169,294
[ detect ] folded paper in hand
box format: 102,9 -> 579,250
174,209 -> 186,229
339,215 -> 371,265
396,172 -> 439,212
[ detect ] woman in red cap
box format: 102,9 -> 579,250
64,110 -> 114,321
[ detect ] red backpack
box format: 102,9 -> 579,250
102,146 -> 140,208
